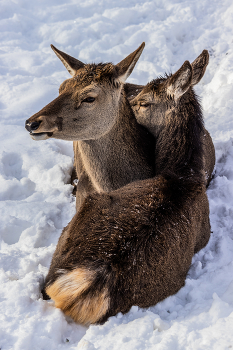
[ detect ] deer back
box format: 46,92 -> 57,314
44,175 -> 210,324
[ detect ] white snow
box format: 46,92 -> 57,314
1,0 -> 233,349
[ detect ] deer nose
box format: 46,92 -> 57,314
25,120 -> 41,132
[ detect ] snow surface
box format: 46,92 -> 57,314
1,0 -> 233,349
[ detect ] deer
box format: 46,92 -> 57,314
124,49 -> 215,186
42,58 -> 211,326
25,43 -> 156,212
70,50 -> 215,197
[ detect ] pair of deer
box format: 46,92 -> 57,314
25,43 -> 214,325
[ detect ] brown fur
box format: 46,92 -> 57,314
72,50 -> 215,198
46,268 -> 109,324
127,50 -> 215,186
44,175 -> 210,324
43,59 -> 211,325
25,44 -> 155,211
202,129 -> 215,185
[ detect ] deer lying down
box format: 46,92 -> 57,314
69,50 -> 214,196
125,49 -> 215,186
42,60 -> 211,325
25,44 -> 155,212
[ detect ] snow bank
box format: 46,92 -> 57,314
1,0 -> 233,349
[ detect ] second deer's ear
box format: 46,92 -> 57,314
115,42 -> 145,83
167,61 -> 193,101
191,50 -> 209,86
51,45 -> 85,77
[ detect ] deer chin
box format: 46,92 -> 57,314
30,132 -> 53,141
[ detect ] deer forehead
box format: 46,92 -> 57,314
130,91 -> 154,107
76,63 -> 115,80
131,79 -> 168,107
66,62 -> 117,90
58,80 -> 112,101
140,92 -> 154,103
58,63 -> 119,99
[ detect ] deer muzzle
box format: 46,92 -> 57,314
25,119 -> 53,141
25,120 -> 41,132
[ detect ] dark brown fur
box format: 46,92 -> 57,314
126,50 -> 215,186
44,175 -> 210,324
43,60 -> 211,325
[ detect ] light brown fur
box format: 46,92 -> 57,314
46,268 -> 109,325
25,44 -> 155,211
67,290 -> 109,325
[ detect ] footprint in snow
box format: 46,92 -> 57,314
1,152 -> 23,180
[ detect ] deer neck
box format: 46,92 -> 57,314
76,94 -> 154,193
155,91 -> 204,180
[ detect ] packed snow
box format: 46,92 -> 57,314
1,0 -> 233,349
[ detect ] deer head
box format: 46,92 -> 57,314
25,43 -> 145,141
130,50 -> 209,137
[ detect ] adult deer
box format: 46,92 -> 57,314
42,59 -> 211,325
25,43 -> 155,211
125,50 -> 215,186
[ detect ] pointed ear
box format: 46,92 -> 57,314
115,42 -> 145,83
167,61 -> 193,101
51,45 -> 85,77
191,50 -> 209,86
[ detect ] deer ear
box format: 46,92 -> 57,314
115,42 -> 145,84
51,45 -> 85,77
191,50 -> 209,86
167,61 -> 193,101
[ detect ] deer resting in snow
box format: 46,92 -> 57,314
42,59 -> 211,325
25,43 -> 155,211
125,49 -> 215,186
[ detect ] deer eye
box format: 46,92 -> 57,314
82,97 -> 95,103
140,103 -> 150,108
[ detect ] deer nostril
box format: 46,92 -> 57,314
30,121 -> 41,131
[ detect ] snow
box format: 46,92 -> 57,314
1,0 -> 233,348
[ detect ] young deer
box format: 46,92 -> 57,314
125,50 -> 215,186
25,44 -> 155,211
42,60 -> 211,325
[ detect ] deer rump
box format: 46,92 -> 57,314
43,173 -> 210,326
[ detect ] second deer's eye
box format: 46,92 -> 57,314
82,97 -> 95,103
140,103 -> 150,108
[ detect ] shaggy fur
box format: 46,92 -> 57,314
127,50 -> 215,186
43,59 -> 211,325
44,174 -> 210,324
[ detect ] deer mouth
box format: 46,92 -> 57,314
30,132 -> 53,141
